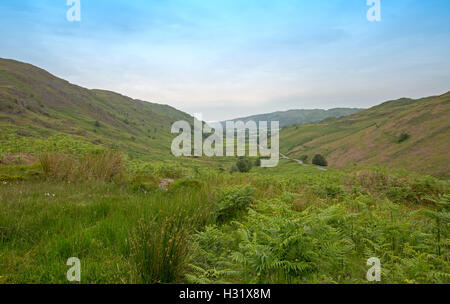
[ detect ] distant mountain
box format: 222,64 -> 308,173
222,108 -> 364,128
0,58 -> 193,158
280,92 -> 450,177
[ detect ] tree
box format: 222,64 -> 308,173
312,154 -> 328,167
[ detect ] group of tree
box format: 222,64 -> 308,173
297,154 -> 328,167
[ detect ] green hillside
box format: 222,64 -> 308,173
223,108 -> 363,128
280,92 -> 450,178
0,58 -> 192,159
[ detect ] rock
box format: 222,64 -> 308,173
159,178 -> 175,190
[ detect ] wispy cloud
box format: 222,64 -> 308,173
1,0 -> 449,120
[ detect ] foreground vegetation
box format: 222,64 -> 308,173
0,150 -> 448,284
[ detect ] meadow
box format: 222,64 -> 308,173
0,148 -> 448,284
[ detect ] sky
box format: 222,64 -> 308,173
0,0 -> 449,121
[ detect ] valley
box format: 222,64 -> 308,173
0,59 -> 448,284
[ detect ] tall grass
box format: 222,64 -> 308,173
39,150 -> 124,182
130,215 -> 191,283
129,186 -> 215,284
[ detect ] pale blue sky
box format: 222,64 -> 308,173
1,0 -> 449,120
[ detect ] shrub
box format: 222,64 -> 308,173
299,155 -> 308,164
312,154 -> 328,167
216,186 -> 255,223
235,157 -> 253,173
254,157 -> 261,167
398,132 -> 410,143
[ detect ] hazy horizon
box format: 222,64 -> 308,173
1,0 -> 450,121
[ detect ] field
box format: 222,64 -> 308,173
0,149 -> 448,284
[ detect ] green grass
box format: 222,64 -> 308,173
0,153 -> 448,284
0,175 -> 215,283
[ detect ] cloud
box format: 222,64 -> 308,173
1,0 -> 449,121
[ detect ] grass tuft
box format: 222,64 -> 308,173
39,150 -> 124,182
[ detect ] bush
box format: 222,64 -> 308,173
254,157 -> 261,167
398,132 -> 410,143
312,154 -> 328,167
216,186 -> 255,223
235,157 -> 253,173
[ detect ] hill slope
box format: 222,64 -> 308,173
280,92 -> 450,177
0,58 -> 192,159
223,108 -> 363,128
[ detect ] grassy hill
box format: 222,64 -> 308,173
0,58 -> 192,160
280,92 -> 450,178
223,108 -> 363,128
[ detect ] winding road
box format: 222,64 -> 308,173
279,152 -> 328,171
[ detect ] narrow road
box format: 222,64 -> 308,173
279,152 -> 328,171
259,145 -> 328,171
